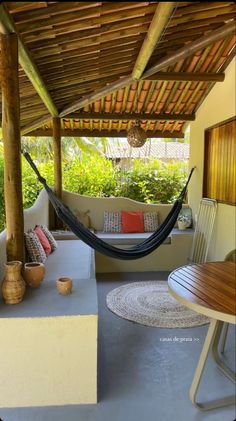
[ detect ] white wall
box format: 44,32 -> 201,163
0,189 -> 49,279
189,57 -> 236,261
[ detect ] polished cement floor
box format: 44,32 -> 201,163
1,272 -> 235,421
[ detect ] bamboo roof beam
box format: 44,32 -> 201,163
132,2 -> 176,80
0,3 -> 58,117
22,129 -> 185,139
52,117 -> 62,200
145,72 -> 225,82
66,112 -> 195,122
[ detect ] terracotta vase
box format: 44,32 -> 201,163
56,277 -> 72,295
2,261 -> 26,304
23,262 -> 45,288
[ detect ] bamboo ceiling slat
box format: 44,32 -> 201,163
34,37 -> 144,65
27,14 -> 153,49
30,26 -> 150,60
42,60 -> 133,84
39,48 -> 139,72
173,2 -> 234,15
12,2 -> 99,23
169,4 -> 236,26
167,13 -> 236,32
1,1 -> 235,137
15,3 -> 157,35
13,2 -> 149,24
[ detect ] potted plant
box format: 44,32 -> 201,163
177,214 -> 190,230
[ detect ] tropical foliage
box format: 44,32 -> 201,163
0,136 -> 188,231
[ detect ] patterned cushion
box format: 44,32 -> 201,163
24,231 -> 47,263
34,226 -> 52,256
144,212 -> 159,232
39,225 -> 58,252
103,211 -> 122,233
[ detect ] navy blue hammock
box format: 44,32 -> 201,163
22,150 -> 195,261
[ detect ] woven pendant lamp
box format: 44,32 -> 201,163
127,121 -> 147,148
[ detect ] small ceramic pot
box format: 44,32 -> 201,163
56,277 -> 72,295
23,262 -> 45,288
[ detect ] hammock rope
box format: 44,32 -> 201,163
22,149 -> 195,260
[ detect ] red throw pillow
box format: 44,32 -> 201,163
121,211 -> 144,233
34,226 -> 52,256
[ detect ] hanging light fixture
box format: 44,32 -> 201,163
127,121 -> 147,148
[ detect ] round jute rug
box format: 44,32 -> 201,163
106,281 -> 209,328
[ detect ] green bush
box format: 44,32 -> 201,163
63,155 -> 117,197
0,154 -> 188,232
115,160 -> 187,203
22,159 -> 54,208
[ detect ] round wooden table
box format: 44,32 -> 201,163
168,261 -> 236,411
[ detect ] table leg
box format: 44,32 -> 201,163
189,319 -> 236,411
219,322 -> 229,354
211,321 -> 236,383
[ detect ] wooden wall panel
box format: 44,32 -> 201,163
203,117 -> 236,205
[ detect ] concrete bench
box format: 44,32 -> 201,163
59,191 -> 194,272
51,228 -> 194,272
0,240 -> 98,408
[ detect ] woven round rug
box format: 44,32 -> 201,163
106,281 -> 209,328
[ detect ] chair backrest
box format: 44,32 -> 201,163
224,249 -> 236,262
189,198 -> 217,263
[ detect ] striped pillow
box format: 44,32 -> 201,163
24,231 -> 47,263
38,225 -> 58,252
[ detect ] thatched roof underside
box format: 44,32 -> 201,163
0,2 -> 235,138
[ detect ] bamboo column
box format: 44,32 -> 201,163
1,33 -> 24,262
52,117 -> 62,228
53,117 -> 62,198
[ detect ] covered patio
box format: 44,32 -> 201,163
0,2 -> 235,420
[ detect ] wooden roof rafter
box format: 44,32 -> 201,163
24,128 -> 185,139
66,112 -> 196,122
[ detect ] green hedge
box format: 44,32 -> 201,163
0,155 -> 187,231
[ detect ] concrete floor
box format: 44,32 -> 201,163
1,272 -> 235,421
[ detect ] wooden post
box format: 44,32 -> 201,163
1,33 -> 24,262
52,117 -> 62,228
53,117 -> 62,198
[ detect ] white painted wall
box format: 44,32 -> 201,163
189,57 -> 236,261
0,315 -> 97,407
0,189 -> 49,279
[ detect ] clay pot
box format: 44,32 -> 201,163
56,277 -> 72,295
2,261 -> 26,304
23,262 -> 45,288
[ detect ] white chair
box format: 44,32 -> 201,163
189,198 -> 217,264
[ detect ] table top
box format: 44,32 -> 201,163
168,261 -> 236,324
